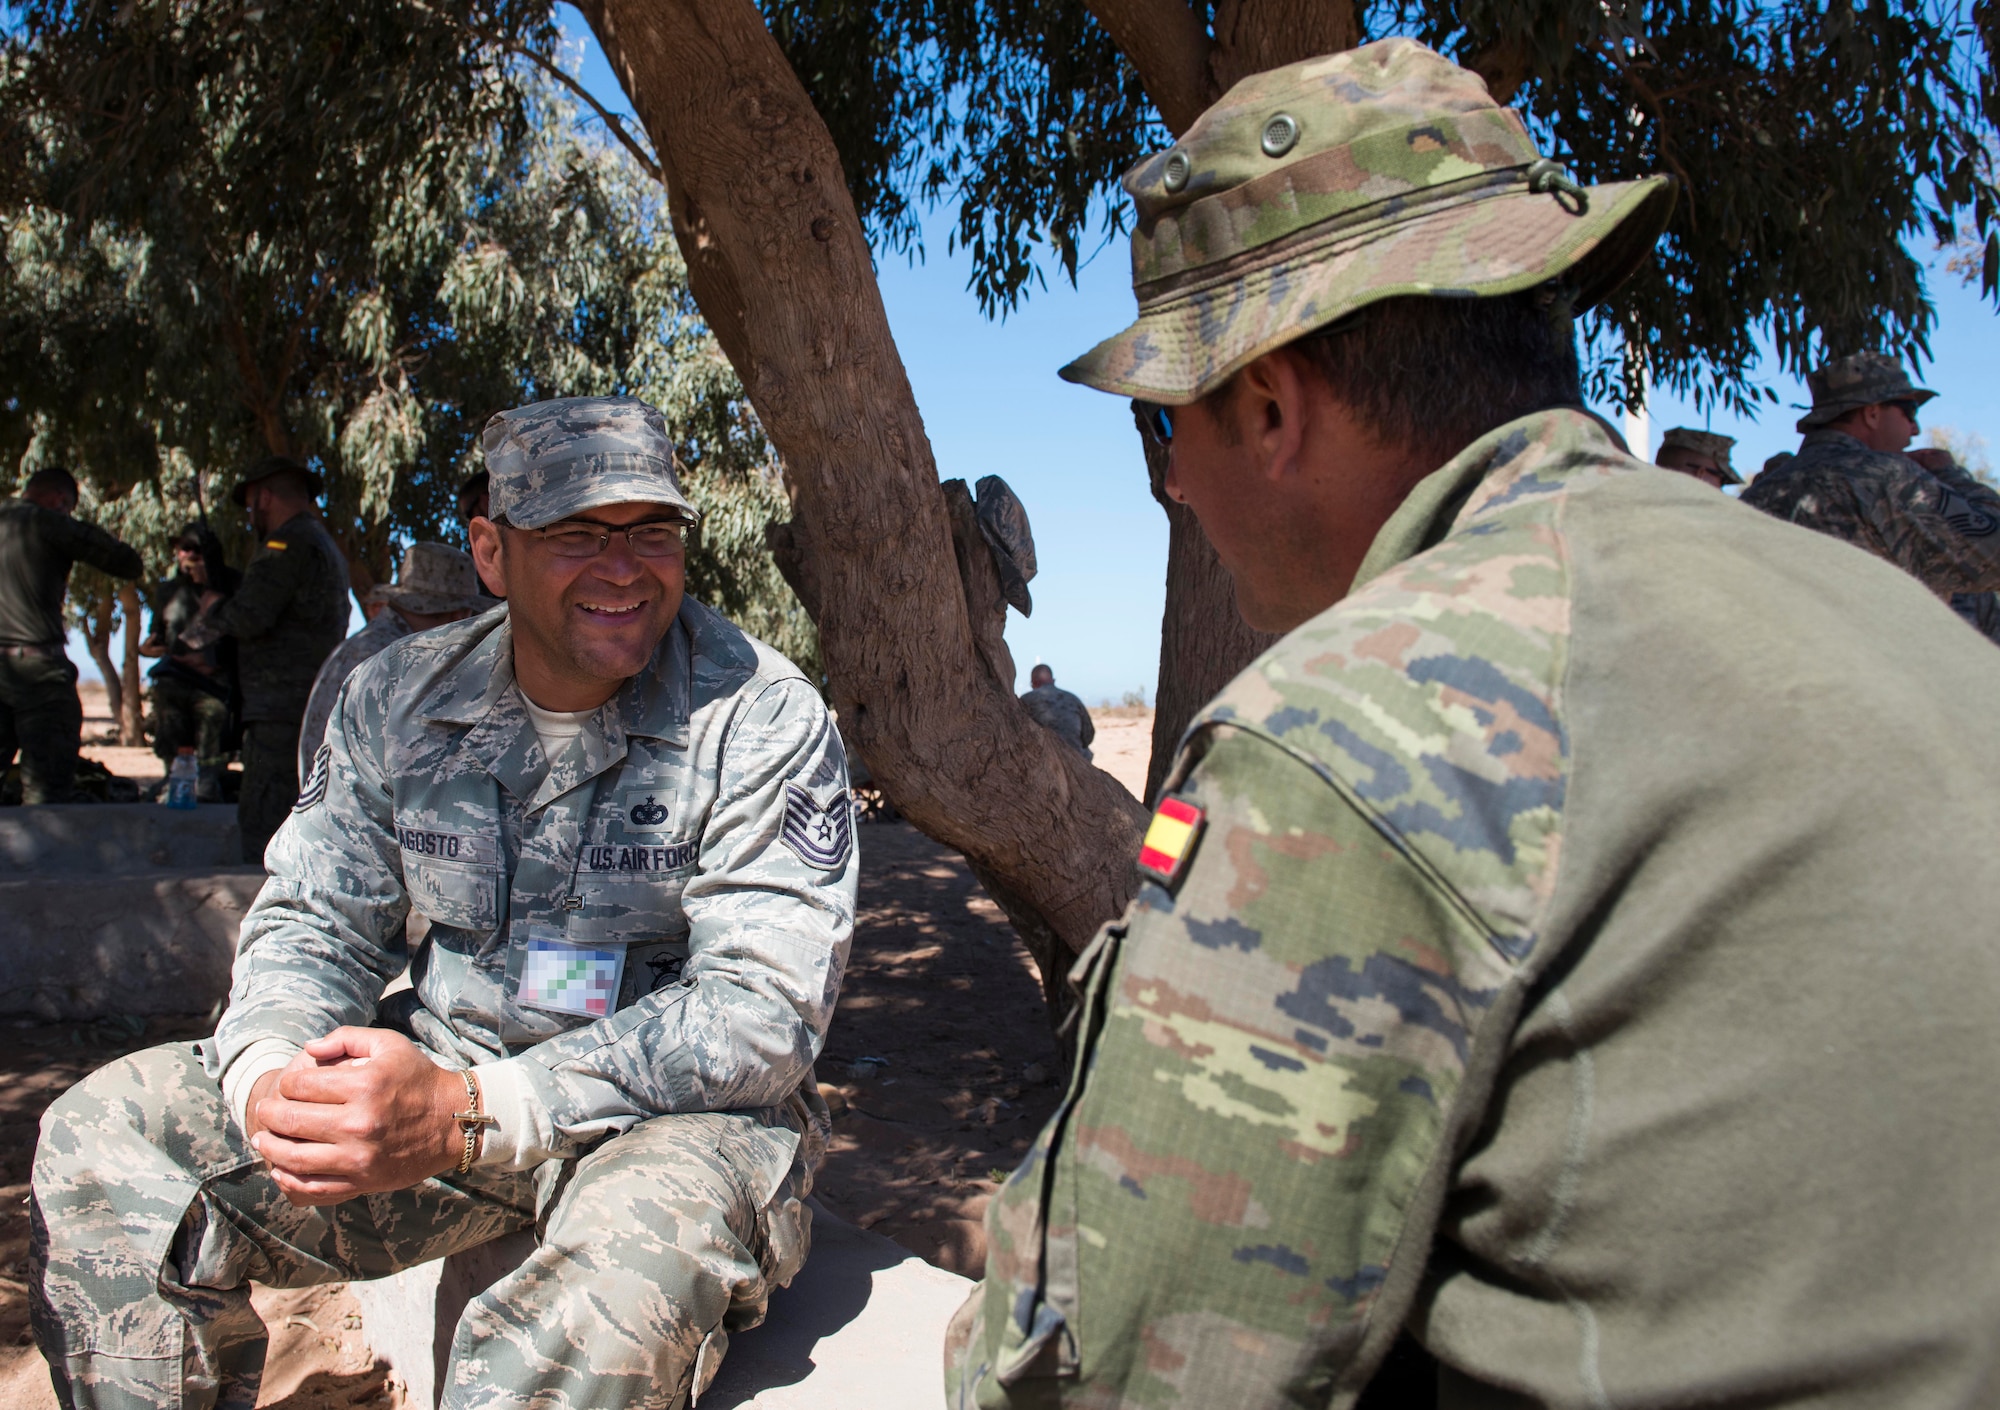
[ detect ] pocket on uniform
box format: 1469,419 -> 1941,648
988,922 -> 1127,1388
406,857 -> 500,932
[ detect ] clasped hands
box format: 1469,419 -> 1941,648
246,1027 -> 472,1207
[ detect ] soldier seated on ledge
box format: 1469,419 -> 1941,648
30,395 -> 858,1410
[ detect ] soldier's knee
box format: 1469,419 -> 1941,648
35,1042 -> 210,1183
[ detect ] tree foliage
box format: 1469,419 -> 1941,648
0,0 -> 814,677
761,0 -> 1999,412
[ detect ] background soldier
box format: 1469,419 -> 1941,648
296,540 -> 488,775
1018,663 -> 1093,759
139,524 -> 239,802
32,396 -> 855,1410
179,456 -> 347,862
947,41 -> 2000,1408
1908,446 -> 2000,645
1654,427 -> 1741,489
1741,351 -> 2000,606
0,466 -> 142,802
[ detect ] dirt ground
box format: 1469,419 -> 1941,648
0,804 -> 1085,1404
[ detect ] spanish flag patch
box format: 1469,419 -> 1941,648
1138,796 -> 1205,886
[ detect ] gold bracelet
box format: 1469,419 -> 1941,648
451,1069 -> 497,1176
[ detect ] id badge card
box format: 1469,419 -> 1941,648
515,922 -> 626,1021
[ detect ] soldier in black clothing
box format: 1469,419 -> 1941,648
139,524 -> 240,800
180,456 -> 347,862
0,467 -> 143,802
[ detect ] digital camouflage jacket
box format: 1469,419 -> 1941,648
206,597 -> 856,1168
947,409 -> 2000,1408
1740,429 -> 2000,600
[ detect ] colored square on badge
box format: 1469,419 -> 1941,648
519,939 -> 623,1019
1138,796 -> 1205,885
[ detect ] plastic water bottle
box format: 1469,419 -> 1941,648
166,747 -> 199,810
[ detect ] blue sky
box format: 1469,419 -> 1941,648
74,17 -> 2000,705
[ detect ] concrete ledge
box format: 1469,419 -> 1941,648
0,802 -> 242,874
0,869 -> 264,1019
349,1200 -> 972,1409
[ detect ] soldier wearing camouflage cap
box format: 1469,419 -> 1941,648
1742,351 -> 2000,605
32,395 -> 856,1410
949,40 -> 2000,1410
1655,426 -> 1741,487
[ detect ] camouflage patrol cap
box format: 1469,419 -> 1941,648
479,396 -> 697,531
1657,427 -> 1741,485
1797,352 -> 1936,432
1062,39 -> 1677,403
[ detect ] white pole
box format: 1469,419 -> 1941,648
1623,363 -> 1651,461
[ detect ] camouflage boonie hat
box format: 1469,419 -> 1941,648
1796,352 -> 1936,432
367,541 -> 487,615
480,396 -> 697,531
1061,38 -> 1677,403
1657,427 -> 1741,485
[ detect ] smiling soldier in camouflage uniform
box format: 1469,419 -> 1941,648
947,40 -> 2000,1409
31,396 -> 857,1410
1742,351 -> 2000,611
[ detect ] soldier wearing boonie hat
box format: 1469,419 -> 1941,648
1655,426 -> 1742,487
1742,352 -> 2000,606
31,395 -> 856,1410
951,39 -> 2000,1410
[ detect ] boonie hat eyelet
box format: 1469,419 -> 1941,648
1163,151 -> 1191,193
1260,114 -> 1300,157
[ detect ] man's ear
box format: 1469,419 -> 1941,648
468,518 -> 506,597
1235,349 -> 1313,483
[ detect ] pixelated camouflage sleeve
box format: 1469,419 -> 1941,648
946,725 -> 1519,1410
1840,457 -> 2000,596
482,675 -> 856,1152
206,666 -> 413,1080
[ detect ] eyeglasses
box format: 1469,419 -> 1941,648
533,519 -> 687,559
1136,401 -> 1176,448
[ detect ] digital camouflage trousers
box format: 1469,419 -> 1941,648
30,1042 -> 814,1410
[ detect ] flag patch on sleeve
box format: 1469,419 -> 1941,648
1138,796 -> 1205,885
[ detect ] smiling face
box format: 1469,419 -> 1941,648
468,500 -> 687,712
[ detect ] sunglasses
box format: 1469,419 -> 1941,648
1136,401 -> 1177,448
1888,399 -> 1923,424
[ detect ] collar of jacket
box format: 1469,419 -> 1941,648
1349,406 -> 1626,594
418,602 -> 695,811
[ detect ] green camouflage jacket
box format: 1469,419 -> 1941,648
194,510 -> 349,721
1740,429 -> 2000,599
205,597 -> 856,1164
948,408 -> 2000,1408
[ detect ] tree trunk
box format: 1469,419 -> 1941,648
578,0 -> 1149,969
117,582 -> 145,746
1131,408 -> 1280,804
85,602 -> 119,738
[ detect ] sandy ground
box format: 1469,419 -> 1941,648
75,682 -> 165,789
0,811 -> 1076,1405
1086,705 -> 1153,804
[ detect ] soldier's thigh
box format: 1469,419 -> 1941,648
449,1109 -> 810,1407
11,657 -> 81,802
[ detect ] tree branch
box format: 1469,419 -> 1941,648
1208,0 -> 1361,93
495,34 -> 664,183
1078,0 -> 1216,137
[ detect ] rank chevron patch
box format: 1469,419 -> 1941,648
782,783 -> 853,869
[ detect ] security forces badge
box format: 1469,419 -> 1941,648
782,782 -> 853,869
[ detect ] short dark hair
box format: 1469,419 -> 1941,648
1286,287 -> 1583,464
24,466 -> 78,500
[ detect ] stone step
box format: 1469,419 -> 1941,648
0,801 -> 242,875
0,869 -> 263,1020
349,1200 -> 973,1409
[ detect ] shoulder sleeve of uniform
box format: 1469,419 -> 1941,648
947,725 -> 1528,1408
208,536 -> 307,639
1861,457 -> 2000,594
48,511 -> 143,580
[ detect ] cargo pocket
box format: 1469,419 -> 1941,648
406,857 -> 500,933
990,921 -> 1125,1388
